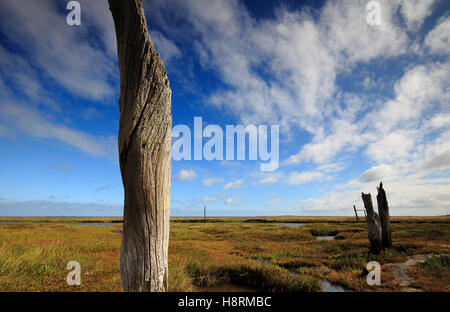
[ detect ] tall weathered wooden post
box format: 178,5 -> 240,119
377,182 -> 392,249
361,193 -> 382,254
109,0 -> 172,291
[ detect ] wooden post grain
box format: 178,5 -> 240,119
361,192 -> 382,254
109,0 -> 172,291
377,182 -> 392,249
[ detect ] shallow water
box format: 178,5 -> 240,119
270,223 -> 305,228
316,236 -> 335,241
320,280 -> 349,292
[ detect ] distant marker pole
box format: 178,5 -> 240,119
204,205 -> 206,222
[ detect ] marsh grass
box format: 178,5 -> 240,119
186,260 -> 320,292
410,255 -> 450,291
0,216 -> 448,292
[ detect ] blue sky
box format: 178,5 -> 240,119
0,0 -> 449,217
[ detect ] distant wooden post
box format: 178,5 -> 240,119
204,206 -> 206,222
361,193 -> 382,254
377,182 -> 392,249
353,205 -> 366,222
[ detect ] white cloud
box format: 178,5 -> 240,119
176,169 -> 198,181
147,0 -> 410,133
150,31 -> 182,64
203,177 -> 224,187
0,1 -> 120,161
143,0 -> 448,216
258,172 -> 283,184
358,164 -> 397,183
399,0 -> 436,31
287,171 -> 323,185
317,162 -> 345,173
0,47 -> 61,113
1,0 -> 448,216
429,114 -> 450,128
366,131 -> 415,163
0,100 -> 117,159
285,119 -> 367,165
297,176 -> 450,216
425,16 -> 450,55
259,176 -> 279,184
419,150 -> 450,171
224,196 -> 241,205
223,179 -> 244,190
371,63 -> 450,133
0,0 -> 117,100
146,0 -> 448,215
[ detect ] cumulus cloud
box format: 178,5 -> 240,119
366,131 -> 415,163
143,0 -> 449,215
146,0 -> 410,131
359,164 -> 397,183
175,169 -> 198,181
285,119 -> 367,165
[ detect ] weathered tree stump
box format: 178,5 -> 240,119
361,192 -> 382,254
377,182 -> 392,249
109,0 -> 172,291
